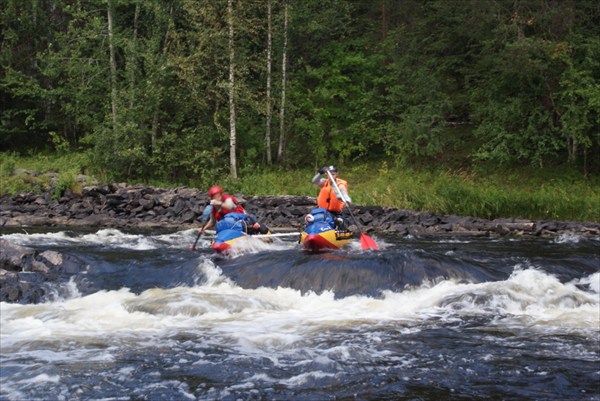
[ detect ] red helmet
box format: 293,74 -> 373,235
208,185 -> 223,197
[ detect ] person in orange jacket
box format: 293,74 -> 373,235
311,165 -> 352,230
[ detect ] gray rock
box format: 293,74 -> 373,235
0,239 -> 35,271
0,239 -> 88,304
40,250 -> 63,266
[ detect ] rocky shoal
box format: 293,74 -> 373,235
1,183 -> 599,237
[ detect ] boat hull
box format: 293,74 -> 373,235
300,228 -> 353,251
300,208 -> 354,251
211,228 -> 274,253
211,229 -> 248,253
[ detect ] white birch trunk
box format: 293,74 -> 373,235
277,0 -> 289,163
228,0 -> 238,179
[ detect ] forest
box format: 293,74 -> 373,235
1,0 -> 599,192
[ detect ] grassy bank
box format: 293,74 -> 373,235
228,163 -> 599,222
1,152 -> 599,222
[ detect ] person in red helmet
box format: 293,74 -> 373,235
207,186 -> 245,219
197,186 -> 268,236
197,186 -> 245,234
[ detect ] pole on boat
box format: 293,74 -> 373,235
248,232 -> 300,239
325,169 -> 379,251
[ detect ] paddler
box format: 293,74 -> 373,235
197,185 -> 268,236
311,165 -> 352,230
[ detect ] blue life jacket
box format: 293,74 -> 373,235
216,212 -> 251,233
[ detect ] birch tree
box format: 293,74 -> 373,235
228,0 -> 238,179
277,0 -> 289,164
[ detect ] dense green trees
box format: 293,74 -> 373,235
1,0 -> 598,182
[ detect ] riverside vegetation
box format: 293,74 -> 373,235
1,152 -> 598,223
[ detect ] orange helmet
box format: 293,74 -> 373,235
208,185 -> 223,197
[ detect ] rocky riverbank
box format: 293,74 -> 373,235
1,183 -> 599,237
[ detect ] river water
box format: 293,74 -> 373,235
0,228 -> 598,401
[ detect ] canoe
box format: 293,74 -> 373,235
300,208 -> 354,251
211,212 -> 270,253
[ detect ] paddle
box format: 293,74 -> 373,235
190,230 -> 204,251
325,169 -> 379,250
190,204 -> 214,251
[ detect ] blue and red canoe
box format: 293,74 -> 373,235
300,208 -> 354,251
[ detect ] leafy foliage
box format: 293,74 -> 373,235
0,0 -> 598,181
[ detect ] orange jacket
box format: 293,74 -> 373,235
317,178 -> 348,213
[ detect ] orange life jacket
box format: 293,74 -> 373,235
317,178 -> 348,213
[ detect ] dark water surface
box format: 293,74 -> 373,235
1,228 -> 598,400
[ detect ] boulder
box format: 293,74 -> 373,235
0,239 -> 87,303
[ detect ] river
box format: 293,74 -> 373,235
1,228 -> 598,400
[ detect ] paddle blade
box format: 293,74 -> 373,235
360,233 -> 379,250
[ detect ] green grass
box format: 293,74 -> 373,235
209,162 -> 599,222
348,164 -> 599,222
1,152 -> 598,222
0,151 -> 93,197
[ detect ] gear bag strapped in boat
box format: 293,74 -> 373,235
215,212 -> 253,233
305,208 -> 336,230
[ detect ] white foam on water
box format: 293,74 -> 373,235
0,374 -> 60,401
4,229 -> 594,399
43,276 -> 82,302
493,268 -> 599,329
1,228 -> 211,251
553,233 -> 583,244
1,230 -> 84,246
223,235 -> 299,258
81,229 -> 169,250
393,266 -> 600,335
576,272 -> 600,294
280,370 -> 338,386
437,238 -> 474,244
19,373 -> 61,384
2,265 -> 597,349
